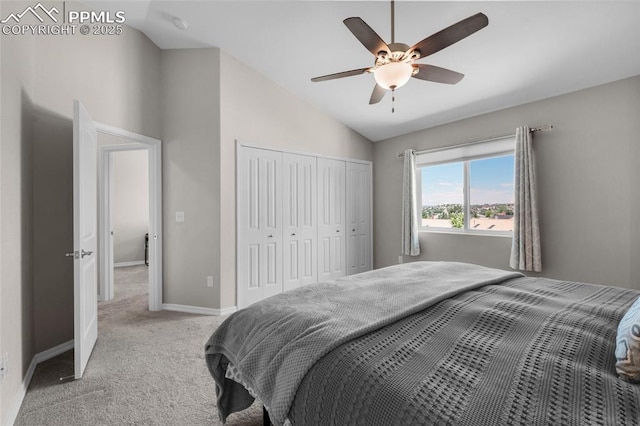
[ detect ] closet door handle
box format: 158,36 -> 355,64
291,233 -> 296,236
267,234 -> 273,238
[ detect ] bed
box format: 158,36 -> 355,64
205,261 -> 640,425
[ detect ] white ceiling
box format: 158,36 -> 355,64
84,1 -> 640,142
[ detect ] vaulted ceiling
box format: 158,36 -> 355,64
84,1 -> 640,141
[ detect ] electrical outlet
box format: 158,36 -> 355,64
207,276 -> 214,288
398,255 -> 403,264
0,352 -> 7,381
176,211 -> 185,223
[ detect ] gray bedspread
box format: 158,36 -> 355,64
205,262 -> 640,425
205,262 -> 522,424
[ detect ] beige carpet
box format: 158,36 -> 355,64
15,265 -> 262,425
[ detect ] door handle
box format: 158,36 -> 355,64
81,249 -> 93,258
291,233 -> 296,236
267,235 -> 273,238
65,251 -> 78,259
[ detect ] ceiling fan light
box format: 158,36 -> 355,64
374,62 -> 413,90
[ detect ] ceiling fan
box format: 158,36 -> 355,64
311,1 -> 488,111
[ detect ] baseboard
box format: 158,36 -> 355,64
33,340 -> 74,364
4,339 -> 74,426
3,358 -> 36,426
161,303 -> 237,316
114,260 -> 145,268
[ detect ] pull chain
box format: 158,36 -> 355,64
392,87 -> 395,113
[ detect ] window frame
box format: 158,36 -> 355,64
415,138 -> 515,237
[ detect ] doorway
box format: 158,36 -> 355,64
111,148 -> 148,300
97,123 -> 163,311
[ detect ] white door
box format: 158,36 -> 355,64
237,146 -> 283,308
317,158 -> 346,281
283,153 -> 317,291
346,162 -> 372,275
237,147 -> 262,307
72,100 -> 98,379
261,149 -> 283,299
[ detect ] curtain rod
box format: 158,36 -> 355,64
396,124 -> 553,158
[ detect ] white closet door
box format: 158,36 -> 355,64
317,158 -> 346,281
283,153 -> 317,291
261,149 -> 283,299
346,162 -> 372,275
237,147 -> 283,308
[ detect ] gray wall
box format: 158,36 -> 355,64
373,75 -> 640,290
113,150 -> 149,264
160,48 -> 222,308
28,21 -> 161,354
158,48 -> 373,310
0,3 -> 161,420
0,6 -> 35,419
218,51 -> 374,308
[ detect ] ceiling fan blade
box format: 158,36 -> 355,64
412,64 -> 464,84
311,67 -> 371,82
344,17 -> 390,56
408,13 -> 488,59
369,84 -> 386,104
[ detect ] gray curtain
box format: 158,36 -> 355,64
402,149 -> 420,256
510,126 -> 542,272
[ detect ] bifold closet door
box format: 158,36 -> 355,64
317,158 -> 346,281
346,162 -> 372,275
283,153 -> 317,291
237,146 -> 283,308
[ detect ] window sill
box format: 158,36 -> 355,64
420,228 -> 512,238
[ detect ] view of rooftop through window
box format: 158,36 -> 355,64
420,154 -> 515,231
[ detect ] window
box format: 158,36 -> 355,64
416,137 -> 515,235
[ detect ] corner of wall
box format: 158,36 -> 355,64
160,47 -> 223,309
